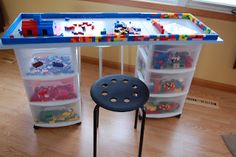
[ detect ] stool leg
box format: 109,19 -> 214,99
134,109 -> 139,129
138,108 -> 146,157
96,107 -> 99,128
94,105 -> 99,157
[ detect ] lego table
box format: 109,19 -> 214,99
0,12 -> 222,127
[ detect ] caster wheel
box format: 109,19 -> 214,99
175,114 -> 181,118
138,114 -> 142,120
33,125 -> 40,129
76,122 -> 82,125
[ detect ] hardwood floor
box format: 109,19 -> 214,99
0,50 -> 235,157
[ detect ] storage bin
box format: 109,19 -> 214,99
137,49 -> 146,79
145,95 -> 186,114
148,71 -> 194,94
151,45 -> 201,70
15,47 -> 76,77
25,77 -> 78,102
138,45 -> 150,56
30,102 -> 80,124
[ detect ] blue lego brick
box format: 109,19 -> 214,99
33,14 -> 42,22
92,37 -> 96,42
100,31 -> 106,35
174,34 -> 180,39
65,17 -> 70,21
128,36 -> 135,41
149,35 -> 157,39
203,34 -> 218,40
18,12 -> 178,20
156,14 -> 161,18
133,28 -> 141,32
100,28 -> 107,35
37,20 -> 54,36
38,26 -> 54,36
114,23 -> 123,28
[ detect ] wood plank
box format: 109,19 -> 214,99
0,50 -> 235,157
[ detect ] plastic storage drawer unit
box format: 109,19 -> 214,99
136,49 -> 147,80
24,77 -> 78,102
30,102 -> 80,125
145,95 -> 187,116
15,47 -> 76,77
151,45 -> 201,70
149,71 -> 194,94
135,44 -> 202,118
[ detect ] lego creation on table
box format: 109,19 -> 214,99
1,12 -> 219,45
0,12 -> 221,127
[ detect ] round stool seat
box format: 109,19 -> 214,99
90,74 -> 149,112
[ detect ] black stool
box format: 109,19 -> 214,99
90,74 -> 149,157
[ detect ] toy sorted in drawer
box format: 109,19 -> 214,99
152,51 -> 193,69
31,84 -> 77,102
145,101 -> 179,114
36,106 -> 80,123
150,78 -> 185,94
28,55 -> 74,76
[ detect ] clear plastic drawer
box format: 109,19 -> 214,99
151,45 -> 201,70
138,45 -> 150,56
30,102 -> 80,124
25,77 -> 78,102
145,95 -> 186,114
136,48 -> 147,79
15,47 -> 76,77
149,71 -> 194,94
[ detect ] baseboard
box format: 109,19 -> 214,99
81,55 -> 236,93
191,78 -> 236,94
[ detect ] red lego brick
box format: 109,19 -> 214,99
22,20 -> 38,36
9,34 -> 14,38
152,19 -> 165,34
70,37 -> 79,42
65,25 -> 75,31
82,22 -> 88,25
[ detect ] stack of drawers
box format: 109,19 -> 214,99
15,47 -> 81,128
135,44 -> 201,118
